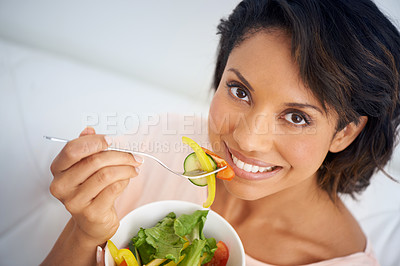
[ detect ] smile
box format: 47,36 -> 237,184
223,143 -> 282,181
231,154 -> 278,173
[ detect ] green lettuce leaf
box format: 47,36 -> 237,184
201,238 -> 218,264
131,228 -> 156,264
131,212 -> 185,264
174,210 -> 208,241
130,210 -> 218,265
179,239 -> 206,266
145,213 -> 186,262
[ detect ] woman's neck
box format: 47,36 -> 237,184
212,177 -> 365,264
213,176 -> 338,224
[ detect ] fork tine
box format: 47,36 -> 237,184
185,166 -> 227,179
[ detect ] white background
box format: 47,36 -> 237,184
0,0 -> 397,102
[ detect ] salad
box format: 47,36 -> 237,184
108,210 -> 229,266
107,137 -> 235,266
182,137 -> 234,208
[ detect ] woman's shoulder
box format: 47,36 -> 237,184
245,240 -> 380,266
309,240 -> 380,265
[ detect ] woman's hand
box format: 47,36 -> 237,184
49,127 -> 142,246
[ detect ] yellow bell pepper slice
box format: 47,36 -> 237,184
145,258 -> 167,266
120,249 -> 139,266
182,136 -> 216,208
162,253 -> 186,266
107,240 -> 139,266
107,240 -> 121,264
163,261 -> 177,266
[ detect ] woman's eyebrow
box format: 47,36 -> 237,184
227,67 -> 323,114
227,68 -> 254,92
284,102 -> 323,114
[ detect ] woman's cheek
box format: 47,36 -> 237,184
280,135 -> 328,173
208,93 -> 234,136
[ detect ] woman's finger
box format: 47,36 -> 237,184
53,150 -> 142,195
80,126 -> 96,137
68,165 -> 138,209
90,178 -> 130,213
51,134 -> 111,174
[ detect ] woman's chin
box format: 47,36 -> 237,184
222,179 -> 273,201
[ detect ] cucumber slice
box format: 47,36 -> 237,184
183,152 -> 217,186
129,243 -> 142,266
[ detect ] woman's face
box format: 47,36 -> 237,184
208,31 -> 339,200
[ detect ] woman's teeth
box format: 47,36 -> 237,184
231,154 -> 276,173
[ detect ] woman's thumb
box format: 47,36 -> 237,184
79,126 -> 96,137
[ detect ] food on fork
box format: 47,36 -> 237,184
182,137 -> 234,208
201,148 -> 235,181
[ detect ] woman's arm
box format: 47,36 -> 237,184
41,218 -> 101,266
41,127 -> 142,265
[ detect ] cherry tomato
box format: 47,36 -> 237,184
205,241 -> 229,266
202,148 -> 235,181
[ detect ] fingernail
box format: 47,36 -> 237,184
96,245 -> 103,264
104,136 -> 113,146
134,155 -> 144,164
136,167 -> 141,174
86,126 -> 95,134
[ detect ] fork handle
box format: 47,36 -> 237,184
43,136 -> 157,162
44,136 -> 171,169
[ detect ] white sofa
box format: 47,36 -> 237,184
0,1 -> 399,265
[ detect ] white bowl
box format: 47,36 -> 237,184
105,200 -> 245,266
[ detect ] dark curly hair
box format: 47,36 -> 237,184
213,0 -> 400,198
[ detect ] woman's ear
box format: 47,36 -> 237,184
329,116 -> 368,153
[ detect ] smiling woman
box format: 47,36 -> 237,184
39,0 -> 400,265
211,0 -> 400,198
209,31 -> 346,198
206,0 -> 400,264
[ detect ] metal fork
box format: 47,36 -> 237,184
43,136 -> 226,179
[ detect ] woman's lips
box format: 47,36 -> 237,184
223,143 -> 282,181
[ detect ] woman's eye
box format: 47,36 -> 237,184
284,113 -> 308,126
230,87 -> 249,102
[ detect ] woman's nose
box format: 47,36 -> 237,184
232,112 -> 275,152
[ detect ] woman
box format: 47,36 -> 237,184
42,0 -> 400,265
